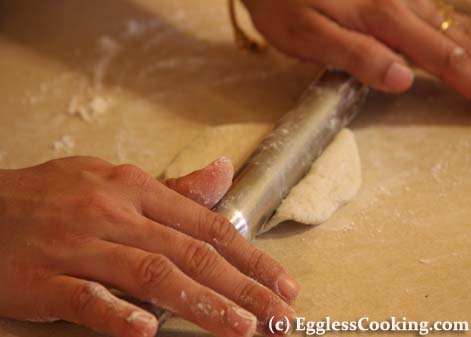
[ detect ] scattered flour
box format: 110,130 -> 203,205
180,290 -> 187,301
125,20 -> 147,37
94,36 -> 122,90
418,252 -> 460,265
23,72 -> 77,106
52,135 -> 75,154
68,94 -> 113,122
126,311 -> 155,326
196,302 -> 212,315
122,18 -> 164,39
431,162 -> 448,183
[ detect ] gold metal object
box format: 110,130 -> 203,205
434,0 -> 456,32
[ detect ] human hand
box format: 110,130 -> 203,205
0,156 -> 298,337
242,0 -> 471,99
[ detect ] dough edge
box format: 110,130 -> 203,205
261,128 -> 362,233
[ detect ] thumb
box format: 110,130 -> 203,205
162,157 -> 234,209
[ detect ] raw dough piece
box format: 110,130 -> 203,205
262,128 -> 361,232
165,124 -> 361,232
163,123 -> 272,178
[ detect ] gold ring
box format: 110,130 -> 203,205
434,0 -> 455,32
440,15 -> 454,32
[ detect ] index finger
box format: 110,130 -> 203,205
141,181 -> 300,304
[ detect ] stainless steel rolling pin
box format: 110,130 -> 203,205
153,71 -> 368,330
215,70 -> 368,239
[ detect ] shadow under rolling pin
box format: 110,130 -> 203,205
153,70 -> 369,330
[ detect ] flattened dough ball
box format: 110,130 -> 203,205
164,125 -> 361,233
263,128 -> 361,232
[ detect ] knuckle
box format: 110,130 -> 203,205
291,12 -> 321,37
414,0 -> 432,11
246,249 -> 266,276
374,0 -> 403,15
235,281 -> 272,316
343,38 -> 374,72
237,282 -> 258,304
70,283 -> 101,316
111,164 -> 150,188
245,248 -> 279,287
205,212 -> 237,247
137,254 -> 175,289
184,241 -> 219,278
362,0 -> 405,29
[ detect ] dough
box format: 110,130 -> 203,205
262,128 -> 361,232
165,123 -> 361,232
163,123 -> 272,178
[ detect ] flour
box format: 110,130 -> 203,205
180,290 -> 187,301
94,36 -> 122,91
124,20 -> 148,38
22,72 -> 78,106
52,135 -> 75,154
193,297 -> 218,318
121,17 -> 178,39
68,94 -> 113,122
61,35 -> 119,123
418,252 -> 460,265
126,311 -> 155,326
431,161 -> 448,183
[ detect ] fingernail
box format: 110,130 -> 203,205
209,156 -> 233,173
126,311 -> 158,337
453,47 -> 465,57
276,273 -> 300,303
384,62 -> 414,92
226,306 -> 257,337
212,156 -> 232,166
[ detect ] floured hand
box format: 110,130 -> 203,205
0,156 -> 298,337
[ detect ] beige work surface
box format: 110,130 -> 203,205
0,1 -> 470,337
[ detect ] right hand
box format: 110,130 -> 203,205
0,156 -> 298,337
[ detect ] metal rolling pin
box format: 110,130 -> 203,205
153,71 -> 368,331
214,71 -> 368,239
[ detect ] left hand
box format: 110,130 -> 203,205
0,157 -> 298,337
242,0 -> 471,99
